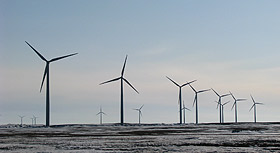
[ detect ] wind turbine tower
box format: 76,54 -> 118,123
221,101 -> 230,123
25,41 -> 78,127
33,115 -> 38,125
250,95 -> 264,123
181,101 -> 191,124
100,55 -> 139,125
189,84 -> 210,124
212,89 -> 231,124
30,117 -> 34,125
133,105 -> 144,125
96,107 -> 106,124
18,115 -> 25,126
230,91 -> 246,123
166,76 -> 196,124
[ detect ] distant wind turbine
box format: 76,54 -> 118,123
215,101 -> 230,123
212,89 -> 231,123
25,41 -> 78,127
33,115 -> 38,125
250,95 -> 264,123
96,107 -> 106,125
100,55 -> 139,125
133,105 -> 144,125
166,76 -> 196,124
18,115 -> 25,126
30,117 -> 34,125
181,101 -> 191,124
230,91 -> 246,123
189,84 -> 210,124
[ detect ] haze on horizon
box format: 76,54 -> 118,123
1,0 -> 280,125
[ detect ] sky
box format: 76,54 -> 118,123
1,0 -> 280,125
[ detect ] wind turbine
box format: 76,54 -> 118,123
230,91 -> 246,123
181,101 -> 191,124
250,95 -> 264,123
166,76 -> 196,124
189,84 -> 211,124
25,41 -> 78,127
212,88 -> 231,123
133,105 -> 144,125
221,101 -> 230,123
96,107 -> 106,125
100,55 -> 139,125
33,115 -> 38,125
30,117 -> 34,125
18,115 -> 25,126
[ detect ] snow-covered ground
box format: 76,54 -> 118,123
0,122 -> 279,152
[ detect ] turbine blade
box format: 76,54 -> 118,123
236,99 -> 247,101
99,77 -> 121,85
123,78 -> 139,94
188,84 -> 196,92
249,104 -> 255,111
25,41 -> 47,62
40,64 -> 48,92
177,97 -> 180,105
211,88 -> 220,97
166,76 -> 179,87
49,53 -> 78,62
182,80 -> 197,87
221,93 -> 231,97
256,102 -> 264,105
250,95 -> 256,103
229,91 -> 236,100
216,102 -> 219,109
97,112 -> 101,115
223,101 -> 230,105
140,105 -> 144,110
231,102 -> 236,110
121,55 -> 128,77
192,95 -> 196,107
198,89 -> 211,93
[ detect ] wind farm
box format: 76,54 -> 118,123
2,1 -> 280,152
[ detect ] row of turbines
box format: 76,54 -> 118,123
17,115 -> 38,126
166,76 -> 264,125
97,105 -> 144,125
25,41 -> 264,127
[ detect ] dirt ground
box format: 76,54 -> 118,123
0,122 -> 280,152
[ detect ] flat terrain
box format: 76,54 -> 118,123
0,122 -> 280,152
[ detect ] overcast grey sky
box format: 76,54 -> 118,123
1,0 -> 280,125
